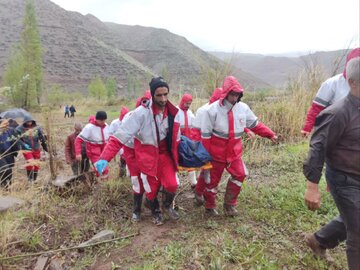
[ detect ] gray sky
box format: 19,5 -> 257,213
50,0 -> 359,55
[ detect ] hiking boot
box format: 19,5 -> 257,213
205,208 -> 219,217
162,192 -> 180,220
153,212 -> 164,226
194,192 -> 205,206
224,204 -> 239,217
304,233 -> 334,262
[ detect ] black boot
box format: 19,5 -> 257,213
27,170 -> 34,182
119,158 -> 127,178
147,198 -> 163,225
33,171 -> 38,181
223,204 -> 239,217
162,192 -> 180,220
132,193 -> 143,222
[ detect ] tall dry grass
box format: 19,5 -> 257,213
245,65 -> 326,143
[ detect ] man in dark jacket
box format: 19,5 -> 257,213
16,116 -> 48,182
0,118 -> 20,187
65,122 -> 89,175
303,57 -> 360,270
69,105 -> 76,118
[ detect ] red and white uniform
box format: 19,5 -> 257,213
109,106 -> 129,135
193,88 -> 222,195
75,121 -> 110,177
120,110 -> 144,195
201,76 -> 276,209
100,99 -> 181,200
177,94 -> 195,138
302,47 -> 360,133
191,88 -> 222,142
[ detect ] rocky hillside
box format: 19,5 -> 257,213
210,49 -> 351,87
0,0 -> 269,95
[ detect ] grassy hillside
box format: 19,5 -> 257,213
0,76 -> 347,269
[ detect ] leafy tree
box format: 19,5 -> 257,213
45,84 -> 67,107
21,0 -> 43,106
2,0 -> 43,108
3,48 -> 26,107
88,76 -> 106,100
105,77 -> 117,99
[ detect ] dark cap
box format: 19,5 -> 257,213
95,111 -> 107,120
149,77 -> 169,96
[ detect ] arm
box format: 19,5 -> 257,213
301,103 -> 326,135
38,128 -> 48,152
99,108 -> 143,162
74,136 -> 84,161
200,109 -> 215,152
245,106 -> 277,142
249,123 -> 276,139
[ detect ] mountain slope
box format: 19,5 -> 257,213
210,50 -> 351,87
0,0 -> 269,95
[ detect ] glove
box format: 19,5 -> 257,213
23,143 -> 31,150
95,160 -> 108,175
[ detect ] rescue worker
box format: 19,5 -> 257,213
201,76 -> 278,216
75,111 -> 110,179
122,91 -> 151,222
301,47 -> 360,136
177,93 -> 197,187
96,77 -> 181,226
192,88 -> 222,205
109,106 -> 129,177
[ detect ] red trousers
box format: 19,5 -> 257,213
23,150 -> 41,172
195,169 -> 211,196
204,159 -> 247,209
123,146 -> 144,195
140,152 -> 179,200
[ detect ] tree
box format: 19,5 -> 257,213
45,84 -> 67,107
88,76 -> 106,100
3,48 -> 26,107
21,0 -> 43,106
2,0 -> 43,108
105,77 -> 117,99
200,59 -> 235,97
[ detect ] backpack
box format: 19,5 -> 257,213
178,135 -> 212,168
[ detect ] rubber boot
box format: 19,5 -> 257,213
223,179 -> 239,217
33,171 -> 38,181
162,192 -> 180,220
132,193 -> 143,222
119,158 -> 127,178
27,170 -> 34,182
147,198 -> 163,225
223,204 -> 239,217
205,208 -> 219,216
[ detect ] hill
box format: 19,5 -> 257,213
210,49 -> 352,87
0,0 -> 269,95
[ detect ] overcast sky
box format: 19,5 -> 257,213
50,0 -> 359,55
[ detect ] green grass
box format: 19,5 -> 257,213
0,140 -> 346,269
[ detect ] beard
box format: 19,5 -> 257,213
154,100 -> 167,108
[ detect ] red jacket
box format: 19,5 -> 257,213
75,122 -> 110,163
178,94 -> 195,138
202,76 -> 275,163
100,99 -> 181,177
